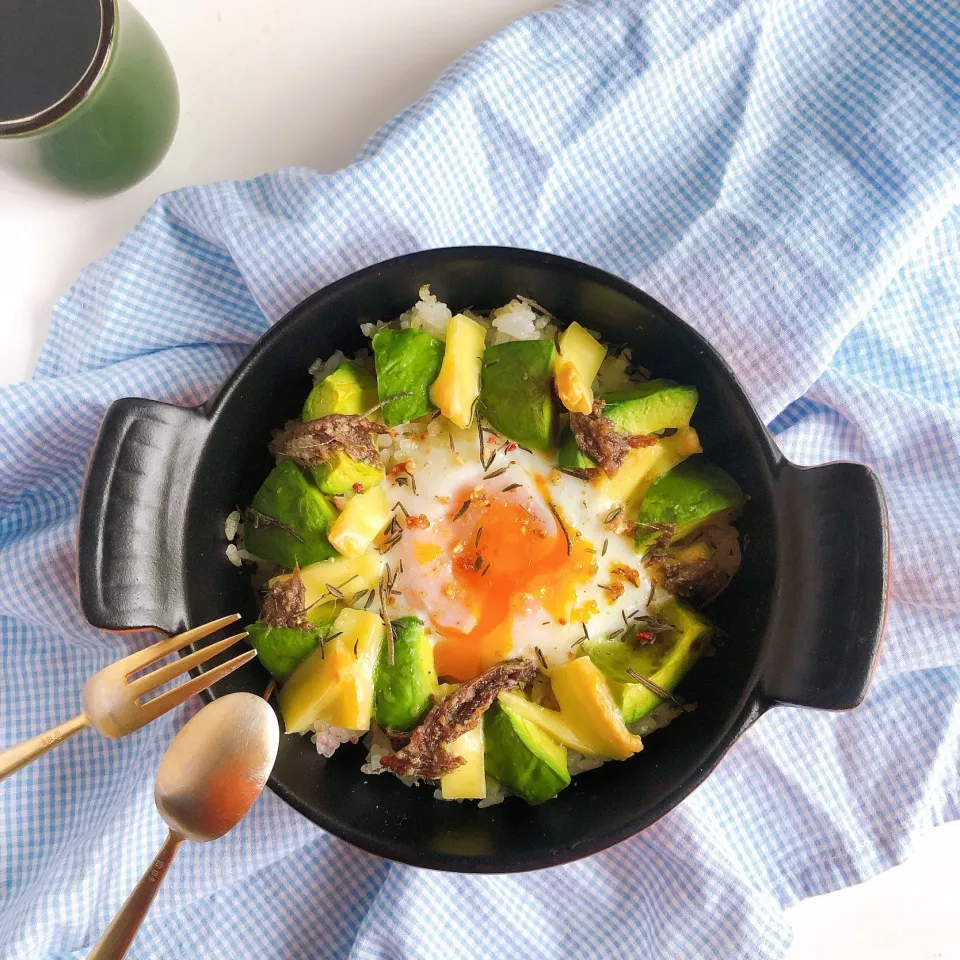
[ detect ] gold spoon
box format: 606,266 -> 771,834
88,692 -> 280,960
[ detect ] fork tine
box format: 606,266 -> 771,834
135,649 -> 259,726
130,632 -> 249,698
121,614 -> 241,675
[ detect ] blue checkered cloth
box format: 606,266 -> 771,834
2,0 -> 959,956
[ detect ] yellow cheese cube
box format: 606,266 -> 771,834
328,485 -> 391,558
555,322 -> 607,414
279,641 -> 353,734
429,313 -> 488,428
440,725 -> 487,800
278,607 -> 385,733
270,552 -> 383,607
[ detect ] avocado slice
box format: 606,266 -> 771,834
634,457 -> 744,551
244,461 -> 339,569
584,598 -> 711,724
372,328 -> 445,426
602,380 -> 699,430
479,340 -> 557,452
311,451 -> 384,496
374,617 -> 439,731
302,362 -> 386,493
247,615 -> 336,682
558,379 -> 698,471
302,361 -> 378,421
483,700 -> 570,804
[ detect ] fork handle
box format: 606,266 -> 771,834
0,713 -> 90,783
89,830 -> 183,960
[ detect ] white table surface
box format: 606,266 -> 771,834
1,2 -> 958,956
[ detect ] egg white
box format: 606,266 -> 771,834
380,419 -> 653,671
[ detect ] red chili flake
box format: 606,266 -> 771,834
558,618 -> 567,626
634,631 -> 656,645
352,482 -> 364,494
506,442 -> 518,452
389,461 -> 410,477
406,514 -> 430,529
488,435 -> 497,442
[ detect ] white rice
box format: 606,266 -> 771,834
567,751 -> 606,776
360,726 -> 392,774
358,315 -> 386,337
477,777 -> 506,808
490,299 -> 540,343
361,726 -> 419,787
373,285 -> 454,340
224,509 -> 241,542
359,288 -> 560,348
223,510 -> 255,567
409,284 -> 453,338
629,700 -> 695,737
312,721 -> 365,758
595,351 -> 633,393
308,349 -> 350,383
225,542 -> 257,567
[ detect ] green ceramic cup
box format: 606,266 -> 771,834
0,0 -> 179,196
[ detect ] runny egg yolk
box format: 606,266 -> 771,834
432,482 -> 597,681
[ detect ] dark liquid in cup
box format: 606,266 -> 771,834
0,0 -> 179,195
0,0 -> 102,122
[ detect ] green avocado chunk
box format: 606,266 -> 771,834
372,328 -> 445,426
584,597 -> 711,724
557,379 -> 698,470
302,361 -> 378,421
634,456 -> 744,551
302,362 -> 386,493
374,617 -> 438,731
247,615 -> 336,682
244,461 -> 339,569
483,700 -> 570,805
311,452 -> 384,496
479,340 -> 558,452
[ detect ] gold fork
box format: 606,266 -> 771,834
0,614 -> 253,782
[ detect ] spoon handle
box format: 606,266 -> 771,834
0,713 -> 90,783
88,830 -> 184,960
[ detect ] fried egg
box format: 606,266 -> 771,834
381,422 -> 653,682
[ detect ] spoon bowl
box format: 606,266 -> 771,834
156,692 -> 280,842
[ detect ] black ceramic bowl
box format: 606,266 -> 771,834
78,248 -> 888,872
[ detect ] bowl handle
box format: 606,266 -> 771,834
761,460 -> 889,710
78,398 -> 207,635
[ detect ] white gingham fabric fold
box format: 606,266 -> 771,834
2,1 -> 958,957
